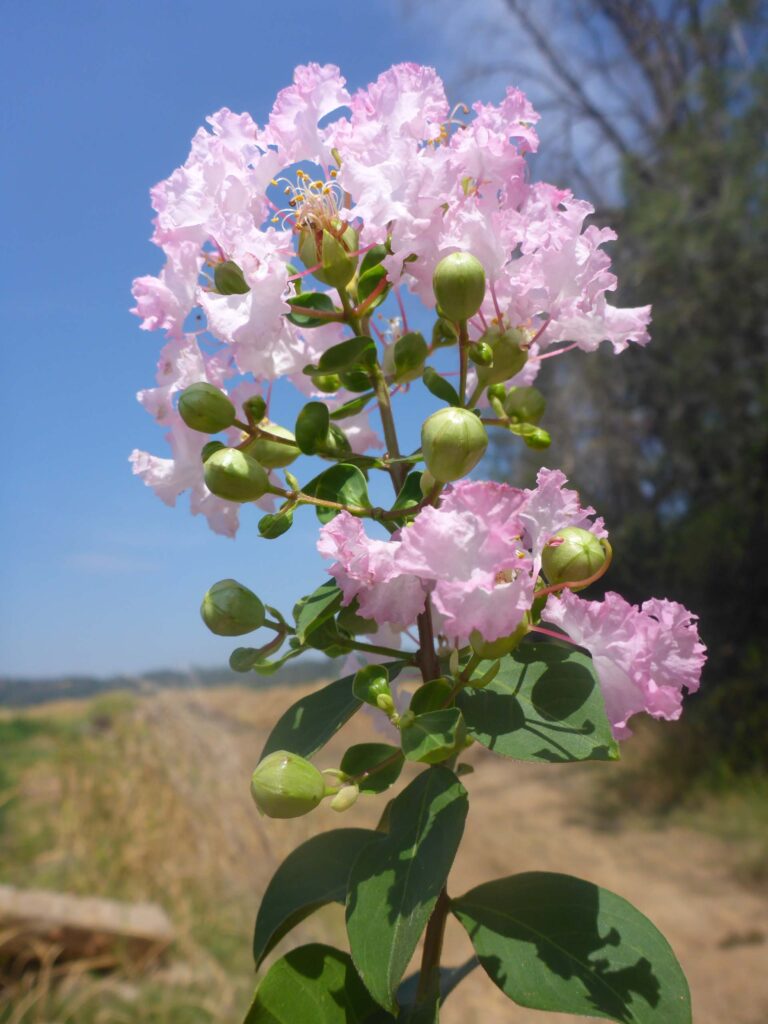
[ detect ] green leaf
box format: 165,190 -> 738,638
244,944 -> 382,1024
318,336 -> 377,373
359,243 -> 388,276
340,369 -> 374,393
340,743 -> 404,794
260,663 -> 405,760
295,401 -> 331,455
294,580 -> 343,644
392,471 -> 424,513
253,830 -> 381,966
346,767 -> 468,1011
303,464 -> 370,523
357,264 -> 388,309
401,707 -> 466,764
456,643 -> 619,763
286,292 -> 337,328
258,510 -> 294,539
422,366 -> 461,407
330,391 -> 375,420
452,872 -> 691,1023
230,645 -> 305,676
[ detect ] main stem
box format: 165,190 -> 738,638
416,888 -> 451,1004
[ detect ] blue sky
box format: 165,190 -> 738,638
2,0 -> 517,676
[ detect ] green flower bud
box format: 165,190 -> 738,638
541,527 -> 608,587
201,440 -> 226,463
204,448 -> 270,502
250,751 -> 326,819
258,509 -> 294,539
214,260 -> 250,295
421,407 -> 488,483
242,395 -> 267,425
468,341 -> 494,367
432,317 -> 459,348
432,252 -> 486,322
243,423 -> 300,469
353,665 -> 392,707
178,383 -> 236,434
521,426 -> 551,450
476,327 -> 528,386
504,386 -> 546,424
486,383 -> 507,402
313,373 -> 342,393
298,223 -> 358,288
201,578 -> 265,636
470,616 -> 531,660
330,783 -> 360,812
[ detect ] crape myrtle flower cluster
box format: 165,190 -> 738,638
131,62 -> 703,742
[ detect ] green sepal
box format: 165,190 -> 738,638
422,366 -> 461,407
244,944 -> 384,1024
252,829 -> 381,966
401,707 -> 466,764
340,743 -> 404,794
214,259 -> 249,295
456,643 -> 619,763
303,464 -> 370,523
452,873 -> 691,1023
286,292 -> 337,327
346,767 -> 468,1012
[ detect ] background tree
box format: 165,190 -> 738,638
412,0 -> 768,775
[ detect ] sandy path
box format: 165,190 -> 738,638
436,750 -> 768,1023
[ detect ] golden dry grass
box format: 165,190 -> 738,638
1,683 -> 767,1023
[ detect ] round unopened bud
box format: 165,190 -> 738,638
353,665 -> 392,708
299,223 -> 358,288
250,751 -> 326,819
243,394 -> 267,425
178,383 -> 236,434
470,617 -> 531,660
243,424 -> 300,469
504,386 -> 546,424
477,328 -> 528,386
214,260 -> 250,295
541,527 -> 607,587
201,578 -> 265,636
313,373 -> 341,393
201,440 -> 226,463
421,407 -> 488,483
521,426 -> 551,450
469,341 -> 494,367
432,252 -> 486,322
204,448 -> 270,502
330,783 -> 360,812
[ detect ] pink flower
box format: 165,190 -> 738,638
317,476 -> 606,647
542,590 -> 706,738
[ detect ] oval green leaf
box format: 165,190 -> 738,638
295,401 -> 331,455
303,464 -> 370,523
456,643 -> 619,763
346,766 -> 468,1011
318,336 -> 377,373
293,580 -> 342,643
286,292 -> 337,328
422,366 -> 461,407
253,829 -> 381,966
401,707 -> 466,764
340,743 -> 404,794
452,872 -> 691,1023
244,944 -> 383,1024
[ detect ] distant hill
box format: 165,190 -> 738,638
0,659 -> 342,708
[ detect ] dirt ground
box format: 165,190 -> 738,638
4,683 -> 767,1023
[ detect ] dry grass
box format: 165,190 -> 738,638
1,685 -> 767,1023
